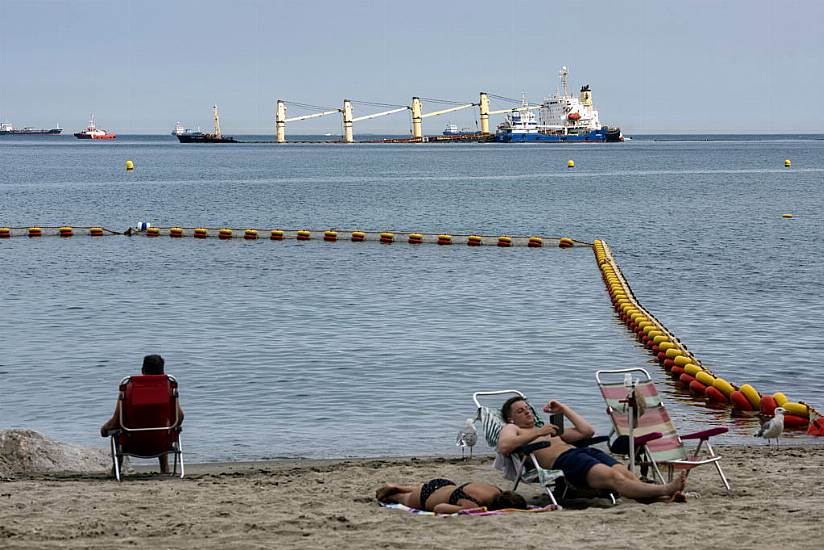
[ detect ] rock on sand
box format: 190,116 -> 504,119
0,429 -> 109,477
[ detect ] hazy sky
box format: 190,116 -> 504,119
1,0 -> 821,135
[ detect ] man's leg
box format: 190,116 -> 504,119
159,454 -> 170,473
585,463 -> 685,500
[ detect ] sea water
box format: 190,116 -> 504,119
1,135 -> 823,462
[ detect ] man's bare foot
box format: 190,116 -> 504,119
376,484 -> 403,502
665,472 -> 687,495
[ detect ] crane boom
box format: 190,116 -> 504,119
351,106 -> 409,123
285,109 -> 340,122
420,103 -> 475,118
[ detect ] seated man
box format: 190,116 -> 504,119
100,354 -> 184,473
497,396 -> 685,502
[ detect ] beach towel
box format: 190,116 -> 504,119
378,502 -> 560,516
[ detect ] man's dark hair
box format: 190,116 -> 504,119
489,490 -> 528,510
501,396 -> 526,423
141,354 -> 165,375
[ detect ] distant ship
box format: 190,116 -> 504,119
1,122 -> 62,136
177,105 -> 237,143
171,121 -> 189,136
442,122 -> 474,136
495,67 -> 622,143
74,115 -> 116,140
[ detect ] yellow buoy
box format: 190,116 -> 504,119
528,236 -> 543,248
379,232 -> 394,244
147,227 -> 161,237
0,227 -> 11,238
782,213 -> 793,218
244,229 -> 258,240
270,229 -> 285,240
28,227 -> 42,237
784,159 -> 791,168
567,159 -> 575,168
351,231 -> 365,242
89,227 -> 104,236
323,230 -> 338,242
218,228 -> 233,240
467,235 -> 482,246
437,234 -> 452,245
773,392 -> 788,406
125,160 -> 134,171
169,227 -> 184,238
559,237 -> 574,248
296,230 -> 311,241
408,233 -> 423,244
59,226 -> 73,237
193,227 -> 208,239
497,236 -> 512,247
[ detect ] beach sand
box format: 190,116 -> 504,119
2,443 -> 823,549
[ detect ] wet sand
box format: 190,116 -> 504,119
2,445 -> 823,549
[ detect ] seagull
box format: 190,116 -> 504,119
456,418 -> 477,460
756,407 -> 785,446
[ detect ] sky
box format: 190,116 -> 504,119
1,0 -> 822,135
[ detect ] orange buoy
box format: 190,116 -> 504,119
670,365 -> 685,379
783,414 -> 809,429
379,232 -> 394,244
678,373 -> 695,388
437,234 -> 452,245
497,236 -> 512,247
244,229 -> 258,240
559,237 -> 574,248
408,233 -> 423,244
218,228 -> 233,240
270,229 -> 285,240
689,380 -> 707,396
760,395 -> 778,416
147,227 -> 161,237
730,390 -> 753,411
467,235 -> 482,246
193,227 -> 208,239
528,236 -> 543,248
351,231 -> 365,242
296,230 -> 311,241
0,227 -> 11,238
705,386 -> 728,404
169,227 -> 184,238
89,227 -> 104,237
59,226 -> 73,237
323,230 -> 337,242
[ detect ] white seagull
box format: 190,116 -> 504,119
756,407 -> 786,446
456,418 -> 477,460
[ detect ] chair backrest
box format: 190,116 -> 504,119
118,375 -> 180,456
474,391 -> 544,449
596,369 -> 689,463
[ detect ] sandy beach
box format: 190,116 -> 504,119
2,438 -> 824,549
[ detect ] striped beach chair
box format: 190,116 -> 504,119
473,390 -> 565,506
596,368 -> 731,493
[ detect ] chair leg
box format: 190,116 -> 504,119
110,436 -> 121,482
705,441 -> 731,493
177,435 -> 185,479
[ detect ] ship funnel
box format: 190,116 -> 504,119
580,85 -> 592,107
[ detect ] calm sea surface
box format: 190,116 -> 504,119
2,135 -> 823,462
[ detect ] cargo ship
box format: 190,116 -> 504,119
1,122 -> 62,136
495,67 -> 622,143
73,115 -> 116,139
177,105 -> 237,143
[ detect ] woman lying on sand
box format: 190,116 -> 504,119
376,479 -> 527,513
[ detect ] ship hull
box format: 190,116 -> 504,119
496,127 -> 612,143
177,134 -> 237,143
74,133 -> 116,139
1,129 -> 62,136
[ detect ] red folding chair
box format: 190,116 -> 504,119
107,374 -> 184,481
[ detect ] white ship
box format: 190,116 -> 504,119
496,67 -> 622,142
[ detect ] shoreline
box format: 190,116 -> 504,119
2,444 -> 824,549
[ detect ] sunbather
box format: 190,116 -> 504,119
497,397 -> 686,502
100,354 -> 184,473
376,480 -> 527,513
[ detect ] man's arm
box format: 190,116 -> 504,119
543,401 -> 595,443
497,422 -> 557,455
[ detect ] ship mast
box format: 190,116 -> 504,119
559,67 -> 569,97
212,104 -> 222,138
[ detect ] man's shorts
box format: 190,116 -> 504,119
553,447 -> 620,488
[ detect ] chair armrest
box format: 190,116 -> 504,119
635,432 -> 663,445
681,427 -> 728,440
517,441 -> 551,454
573,435 -> 610,448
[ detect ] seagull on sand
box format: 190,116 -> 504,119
756,407 -> 785,446
456,418 -> 477,460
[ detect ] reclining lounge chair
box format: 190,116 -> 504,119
595,367 -> 731,493
473,390 -> 615,506
106,374 -> 184,481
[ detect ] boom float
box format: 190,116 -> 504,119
593,239 -> 824,436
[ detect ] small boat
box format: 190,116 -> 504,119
443,123 -> 461,136
74,115 -> 116,140
177,105 -> 236,143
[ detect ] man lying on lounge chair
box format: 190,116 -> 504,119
497,397 -> 686,502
